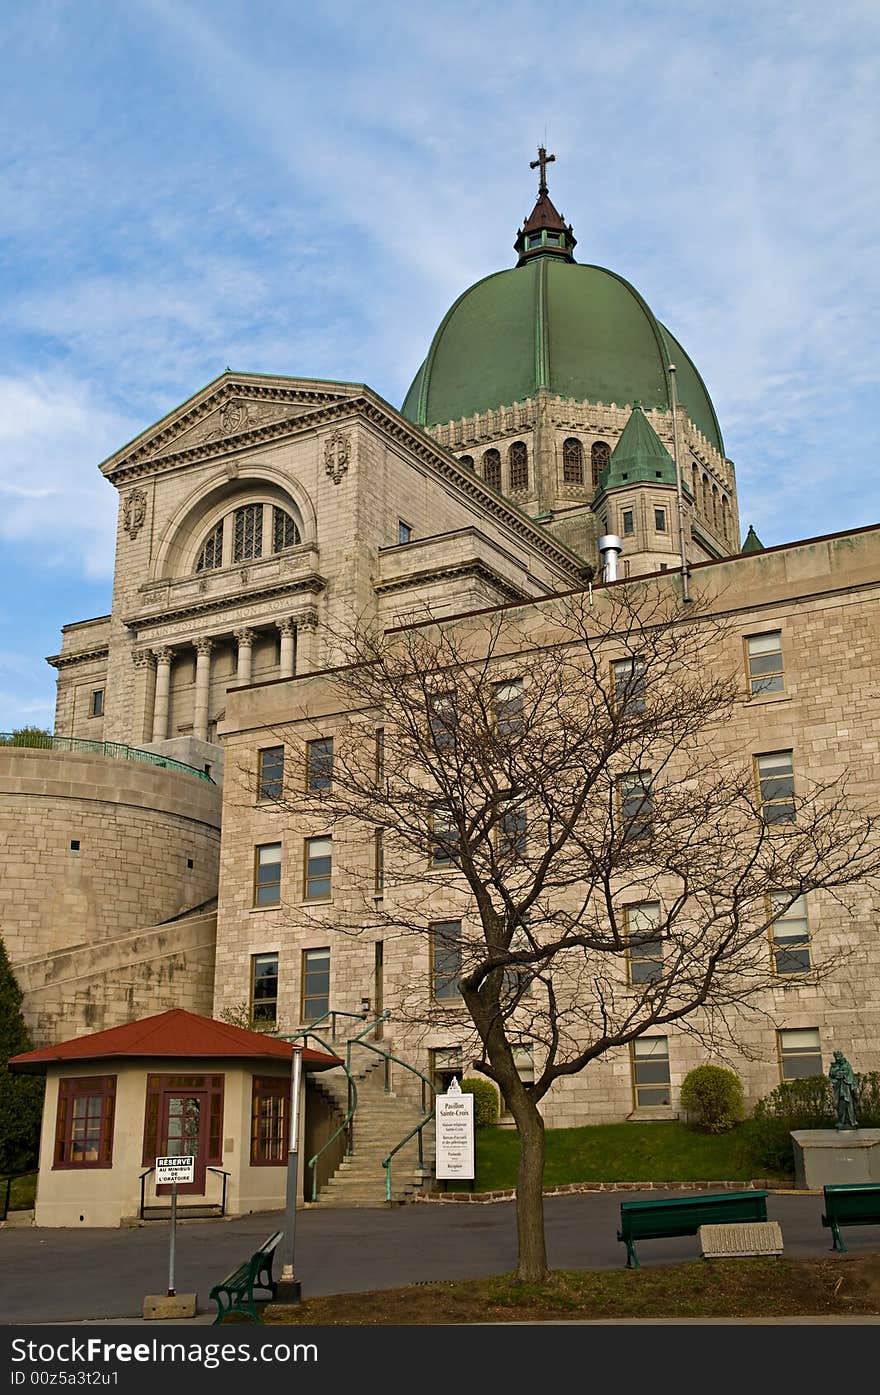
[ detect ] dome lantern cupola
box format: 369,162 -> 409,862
514,146 -> 577,266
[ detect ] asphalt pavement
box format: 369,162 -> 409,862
2,1189 -> 879,1324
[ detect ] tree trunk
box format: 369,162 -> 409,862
511,1093 -> 548,1282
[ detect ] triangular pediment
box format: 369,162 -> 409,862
100,371 -> 362,480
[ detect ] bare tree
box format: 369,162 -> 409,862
247,581 -> 880,1283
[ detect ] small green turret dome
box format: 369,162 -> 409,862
402,162 -> 724,457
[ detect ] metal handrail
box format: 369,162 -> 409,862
276,1028 -> 360,1201
344,1029 -> 437,1205
138,1164 -> 230,1218
1,1169 -> 37,1221
298,1009 -> 372,1041
0,734 -> 215,782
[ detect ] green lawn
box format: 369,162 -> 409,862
473,1121 -> 788,1190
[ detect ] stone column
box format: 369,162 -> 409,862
132,651 -> 156,743
192,638 -> 214,742
235,628 -> 256,686
152,648 -> 173,742
277,617 -> 297,678
292,608 -> 319,674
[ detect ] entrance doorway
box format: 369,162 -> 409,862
144,1073 -> 224,1196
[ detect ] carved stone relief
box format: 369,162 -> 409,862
123,489 -> 147,540
324,430 -> 351,484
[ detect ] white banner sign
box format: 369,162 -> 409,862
435,1080 -> 475,1180
155,1155 -> 195,1185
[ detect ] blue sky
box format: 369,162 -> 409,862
1,0 -> 878,730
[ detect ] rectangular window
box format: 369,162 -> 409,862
302,947 -> 330,1021
250,952 -> 279,1027
631,1037 -> 671,1107
398,520 -> 412,545
374,727 -> 385,783
770,893 -> 811,975
499,803 -> 527,857
494,678 -> 524,736
612,657 -> 647,716
626,902 -> 663,984
654,507 -> 667,532
778,1027 -> 822,1080
53,1076 -> 116,1168
618,771 -> 653,842
431,804 -> 459,867
89,688 -> 104,718
374,827 -> 384,896
430,1046 -> 464,1094
250,1076 -> 289,1165
253,843 -> 282,906
428,692 -> 456,751
747,632 -> 785,697
502,924 -> 534,1002
622,509 -> 634,536
431,920 -> 462,1001
306,737 -> 333,792
756,751 -> 795,824
304,836 -> 332,900
257,746 -> 284,801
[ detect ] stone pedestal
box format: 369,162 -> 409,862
791,1129 -> 880,1189
143,1293 -> 198,1319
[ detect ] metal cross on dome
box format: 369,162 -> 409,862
530,145 -> 555,196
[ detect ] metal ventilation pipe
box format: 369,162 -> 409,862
598,534 -> 623,583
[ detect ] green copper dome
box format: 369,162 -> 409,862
402,253 -> 724,457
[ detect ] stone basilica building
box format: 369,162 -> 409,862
5,156 -> 879,1191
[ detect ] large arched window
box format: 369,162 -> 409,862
591,441 -> 610,487
192,503 -> 302,574
483,449 -> 501,490
562,438 -> 584,485
195,522 -> 224,573
509,441 -> 529,491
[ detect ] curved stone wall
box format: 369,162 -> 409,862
0,747 -> 221,969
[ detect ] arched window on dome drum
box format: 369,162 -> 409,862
509,441 -> 528,491
702,476 -> 710,521
459,455 -> 475,471
273,506 -> 301,552
562,438 -> 584,485
712,485 -> 719,530
234,503 -> 263,562
195,521 -> 224,573
483,449 -> 501,490
721,494 -> 729,541
591,441 -> 610,487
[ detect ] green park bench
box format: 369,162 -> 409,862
617,1190 -> 769,1268
210,1230 -> 283,1323
821,1183 -> 880,1253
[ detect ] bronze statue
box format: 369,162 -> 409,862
829,1050 -> 859,1130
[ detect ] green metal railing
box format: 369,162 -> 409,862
0,734 -> 215,782
279,1021 -> 376,1202
343,1018 -> 436,1205
281,1010 -> 436,1204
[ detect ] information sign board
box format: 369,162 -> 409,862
435,1080 -> 475,1180
155,1155 -> 195,1186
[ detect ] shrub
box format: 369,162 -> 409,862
459,1078 -> 500,1127
742,1076 -> 835,1174
0,936 -> 44,1177
856,1072 -> 880,1126
680,1064 -> 745,1133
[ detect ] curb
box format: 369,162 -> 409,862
412,1179 -> 803,1204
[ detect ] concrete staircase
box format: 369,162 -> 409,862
311,1050 -> 434,1207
